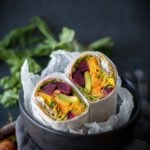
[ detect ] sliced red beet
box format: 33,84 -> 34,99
72,70 -> 85,86
42,83 -> 56,95
56,82 -> 72,95
68,112 -> 75,119
77,61 -> 89,72
103,86 -> 113,95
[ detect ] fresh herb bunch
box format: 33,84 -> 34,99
0,16 -> 114,107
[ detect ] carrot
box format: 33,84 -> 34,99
0,140 -> 16,150
0,121 -> 16,141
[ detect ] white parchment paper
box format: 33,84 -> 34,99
21,50 -> 134,134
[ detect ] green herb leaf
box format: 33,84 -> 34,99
0,89 -> 19,107
32,16 -> 57,48
0,73 -> 20,90
27,57 -> 41,73
59,27 -> 75,43
89,37 -> 114,49
0,24 -> 36,48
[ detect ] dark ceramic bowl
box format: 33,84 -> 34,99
19,78 -> 141,150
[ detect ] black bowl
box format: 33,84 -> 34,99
19,78 -> 141,150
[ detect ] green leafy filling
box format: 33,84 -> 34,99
78,86 -> 97,102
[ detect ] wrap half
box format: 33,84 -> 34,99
66,51 -> 118,122
31,73 -> 89,130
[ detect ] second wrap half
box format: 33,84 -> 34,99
66,51 -> 118,122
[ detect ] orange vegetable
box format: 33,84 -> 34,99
87,56 -> 115,98
0,140 -> 16,150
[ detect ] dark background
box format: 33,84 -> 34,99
0,0 -> 149,127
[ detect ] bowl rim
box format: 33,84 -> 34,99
19,79 -> 141,137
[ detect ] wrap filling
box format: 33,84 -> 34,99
34,79 -> 87,121
71,55 -> 116,102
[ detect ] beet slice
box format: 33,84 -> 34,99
77,61 -> 89,72
72,71 -> 85,86
68,112 -> 75,119
56,82 -> 72,95
103,86 -> 113,95
42,83 -> 56,95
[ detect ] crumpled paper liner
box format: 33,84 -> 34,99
21,50 -> 134,134
31,72 -> 89,131
65,51 -> 118,122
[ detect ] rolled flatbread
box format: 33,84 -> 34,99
31,72 -> 89,130
66,51 -> 118,122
